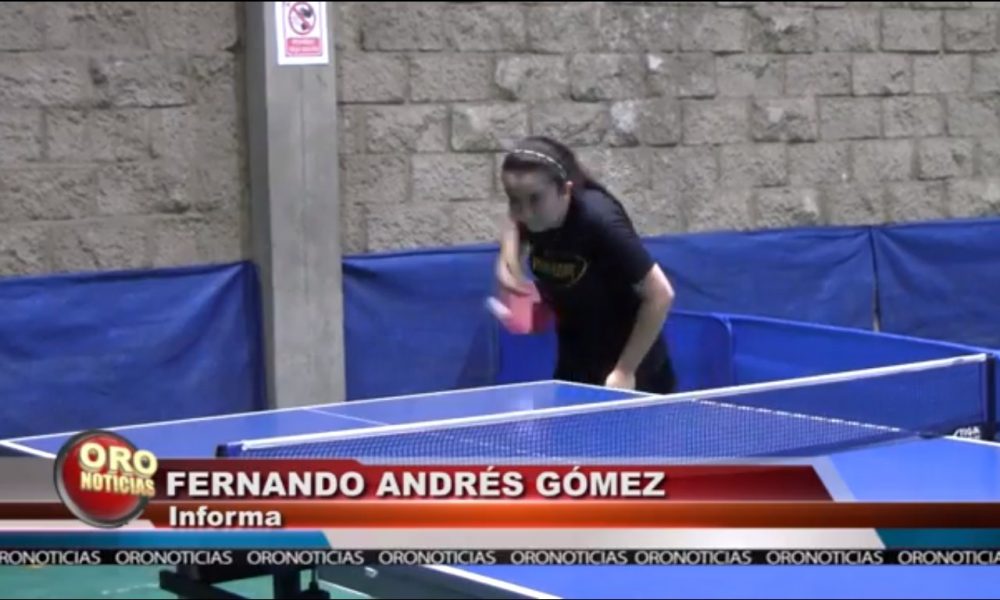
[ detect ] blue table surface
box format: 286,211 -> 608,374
462,435 -> 1000,599
4,381 -> 1000,599
1,382 -> 643,458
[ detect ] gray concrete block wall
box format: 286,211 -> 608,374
337,1 -> 1000,254
0,2 -> 246,276
3,2 -> 999,274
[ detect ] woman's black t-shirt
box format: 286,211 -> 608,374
518,186 -> 675,393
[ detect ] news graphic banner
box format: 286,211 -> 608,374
8,545 -> 1000,569
4,429 -> 1000,571
5,430 -> 1000,530
43,429 -> 840,529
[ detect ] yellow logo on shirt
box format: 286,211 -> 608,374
530,254 -> 589,287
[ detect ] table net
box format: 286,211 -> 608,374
221,354 -> 992,463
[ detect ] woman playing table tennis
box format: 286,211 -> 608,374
494,136 -> 677,393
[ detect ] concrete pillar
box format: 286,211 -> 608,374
245,2 -> 345,408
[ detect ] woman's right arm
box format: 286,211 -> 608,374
496,219 -> 528,294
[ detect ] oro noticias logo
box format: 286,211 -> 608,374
54,430 -> 158,528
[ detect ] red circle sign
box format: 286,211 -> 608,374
54,431 -> 155,528
288,2 -> 316,36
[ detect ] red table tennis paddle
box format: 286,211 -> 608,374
486,282 -> 554,334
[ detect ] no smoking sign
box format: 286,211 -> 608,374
276,1 -> 329,66
288,2 -> 315,35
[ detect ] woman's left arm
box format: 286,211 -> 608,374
592,202 -> 676,389
612,265 -> 675,379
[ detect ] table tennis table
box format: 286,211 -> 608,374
3,360 -> 1000,599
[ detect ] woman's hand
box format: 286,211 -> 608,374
605,367 -> 636,391
496,256 -> 530,296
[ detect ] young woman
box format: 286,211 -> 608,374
496,136 -> 677,393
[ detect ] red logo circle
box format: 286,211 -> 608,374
54,431 -> 155,528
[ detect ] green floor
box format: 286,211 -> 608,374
0,567 -> 366,599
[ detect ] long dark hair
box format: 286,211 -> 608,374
500,136 -> 620,205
